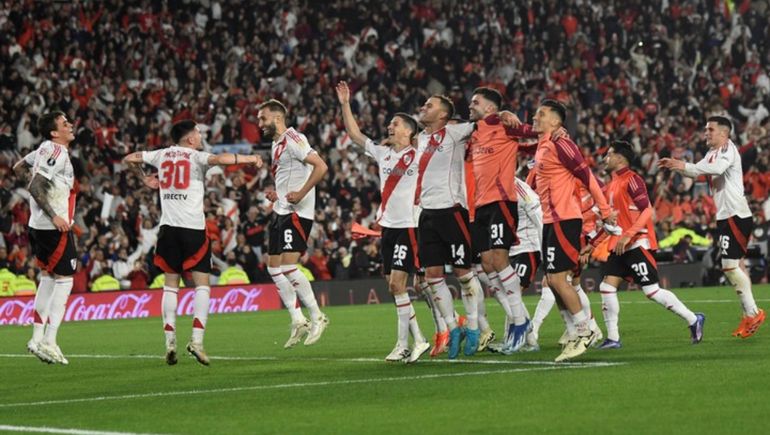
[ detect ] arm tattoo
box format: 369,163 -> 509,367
29,175 -> 58,219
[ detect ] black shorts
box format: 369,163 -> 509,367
268,212 -> 313,255
381,227 -> 419,275
30,229 -> 77,276
474,201 -> 519,253
510,251 -> 541,288
716,216 -> 753,260
601,246 -> 660,285
542,219 -> 582,274
154,225 -> 211,274
470,220 -> 487,263
418,206 -> 472,269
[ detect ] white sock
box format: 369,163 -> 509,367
572,310 -> 589,336
499,265 -> 528,325
575,283 -> 599,331
422,281 -> 444,333
532,286 -> 556,336
724,267 -> 759,316
283,266 -> 322,320
270,266 -> 304,323
488,272 -> 514,320
31,275 -> 55,343
43,277 -> 73,346
458,272 -> 480,330
394,293 -> 411,347
476,288 -> 490,331
599,282 -> 620,341
191,286 -> 210,344
560,309 -> 577,337
408,304 -> 425,342
642,284 -> 698,325
474,264 -> 491,289
427,277 -> 458,330
162,286 -> 178,345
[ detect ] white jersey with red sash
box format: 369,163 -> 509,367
364,138 -> 417,228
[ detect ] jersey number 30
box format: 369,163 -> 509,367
159,160 -> 191,189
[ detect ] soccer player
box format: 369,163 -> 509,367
659,116 -> 763,337
18,111 -> 78,365
588,141 -> 704,348
336,81 -> 430,363
415,95 -> 485,359
530,99 -> 616,362
257,99 -> 330,348
123,120 -> 263,365
466,87 -> 533,352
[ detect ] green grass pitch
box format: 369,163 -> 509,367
1,285 -> 769,434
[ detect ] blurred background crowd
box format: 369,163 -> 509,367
1,0 -> 769,294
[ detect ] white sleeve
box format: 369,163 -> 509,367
192,150 -> 213,168
23,151 -> 36,166
682,148 -> 732,177
364,138 -> 384,161
34,144 -> 64,181
290,134 -> 315,162
142,149 -> 163,168
447,122 -> 475,141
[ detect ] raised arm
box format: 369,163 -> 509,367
207,153 -> 263,167
336,81 -> 369,147
659,149 -> 731,178
286,152 -> 328,204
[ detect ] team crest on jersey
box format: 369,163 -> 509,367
402,153 -> 413,165
47,157 -> 56,166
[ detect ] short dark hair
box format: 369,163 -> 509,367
37,110 -> 66,140
541,99 -> 567,124
431,95 -> 455,120
473,87 -> 503,109
393,113 -> 419,139
170,120 -> 196,144
707,115 -> 733,133
610,140 -> 636,166
258,99 -> 288,115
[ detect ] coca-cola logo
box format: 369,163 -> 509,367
178,287 -> 263,315
65,293 -> 154,321
0,299 -> 35,325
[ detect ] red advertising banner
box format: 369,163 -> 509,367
0,283 -> 282,325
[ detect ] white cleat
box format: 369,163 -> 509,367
165,336 -> 177,365
588,325 -> 604,348
284,319 -> 311,348
40,343 -> 69,365
27,339 -> 54,364
304,314 -> 329,346
523,329 -> 540,352
477,329 -> 495,352
558,329 -> 576,347
555,331 -> 596,362
186,341 -> 210,366
385,345 -> 411,362
406,341 -> 431,364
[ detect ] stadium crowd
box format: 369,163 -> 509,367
1,0 -> 769,293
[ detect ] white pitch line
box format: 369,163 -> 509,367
0,353 -> 617,367
0,425 -> 166,435
0,362 -> 622,409
617,298 -> 770,305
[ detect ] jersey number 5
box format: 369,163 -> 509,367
159,160 -> 191,189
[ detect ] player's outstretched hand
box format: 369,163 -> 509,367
336,81 -> 350,104
252,155 -> 263,168
52,215 -> 70,232
605,209 -> 619,226
614,236 -> 631,255
658,157 -> 684,171
552,126 -> 570,141
266,191 -> 279,202
143,173 -> 159,189
579,244 -> 593,267
286,191 -> 303,204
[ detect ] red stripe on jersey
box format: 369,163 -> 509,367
727,217 -> 748,253
378,149 -> 416,222
640,247 -> 658,269
291,213 -> 308,241
414,128 -> 446,204
271,138 -> 288,177
554,221 -> 579,264
453,210 -> 472,246
182,237 -> 210,271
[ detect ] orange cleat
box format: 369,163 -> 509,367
732,316 -> 750,337
458,315 -> 467,328
430,331 -> 449,357
738,309 -> 766,339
